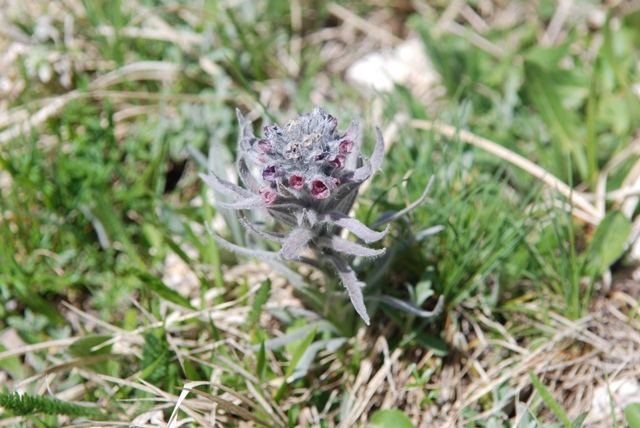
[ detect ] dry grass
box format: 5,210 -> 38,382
4,262 -> 638,426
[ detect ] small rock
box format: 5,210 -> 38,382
345,38 -> 440,100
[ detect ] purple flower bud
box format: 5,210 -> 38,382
326,114 -> 337,132
328,155 -> 345,170
257,139 -> 272,153
310,179 -> 330,199
262,165 -> 283,181
339,138 -> 354,154
315,152 -> 330,162
263,124 -> 282,138
289,174 -> 305,189
259,186 -> 278,204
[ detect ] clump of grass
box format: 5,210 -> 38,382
0,392 -> 110,419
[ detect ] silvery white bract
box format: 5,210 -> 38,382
201,106 -> 428,325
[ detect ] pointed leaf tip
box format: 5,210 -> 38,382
370,126 -> 386,172
235,108 -> 245,123
324,212 -> 389,243
328,256 -> 371,325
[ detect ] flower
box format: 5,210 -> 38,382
257,139 -> 272,153
328,155 -> 345,170
200,106 -> 435,325
258,186 -> 278,204
310,178 -> 330,199
339,138 -> 354,154
289,174 -> 305,189
262,165 -> 283,181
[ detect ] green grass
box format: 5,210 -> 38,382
1,1 -> 640,427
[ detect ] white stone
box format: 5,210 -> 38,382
345,38 -> 440,99
589,377 -> 640,423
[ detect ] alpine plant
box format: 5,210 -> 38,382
201,106 -> 432,325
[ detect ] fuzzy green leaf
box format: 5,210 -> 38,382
140,333 -> 170,385
367,409 -> 416,428
0,345 -> 25,379
571,411 -> 588,428
287,404 -> 300,428
68,335 -> 113,357
246,279 -> 271,329
275,326 -> 318,402
587,210 -> 631,272
256,341 -> 267,383
82,193 -> 144,268
625,403 -> 640,428
523,60 -> 587,180
415,332 -> 448,357
530,371 -> 571,427
132,270 -> 195,310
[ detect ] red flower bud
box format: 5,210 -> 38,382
259,186 -> 278,204
329,155 -> 345,170
289,174 -> 305,189
339,138 -> 354,154
310,179 -> 330,199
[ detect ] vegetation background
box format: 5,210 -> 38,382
1,0 -> 640,426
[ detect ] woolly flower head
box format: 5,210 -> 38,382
243,106 -> 360,210
201,107 -> 438,325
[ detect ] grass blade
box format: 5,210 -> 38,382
275,326 -> 318,403
132,270 -> 195,310
186,388 -> 275,428
256,341 -> 267,383
530,371 -> 571,427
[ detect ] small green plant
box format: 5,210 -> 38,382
530,207 -> 630,319
366,409 -> 416,428
201,107 -> 440,324
0,392 -> 108,419
529,372 -> 588,428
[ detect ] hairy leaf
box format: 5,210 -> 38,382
323,212 -> 390,243
280,228 -> 314,260
328,256 -> 370,325
318,235 -> 386,258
